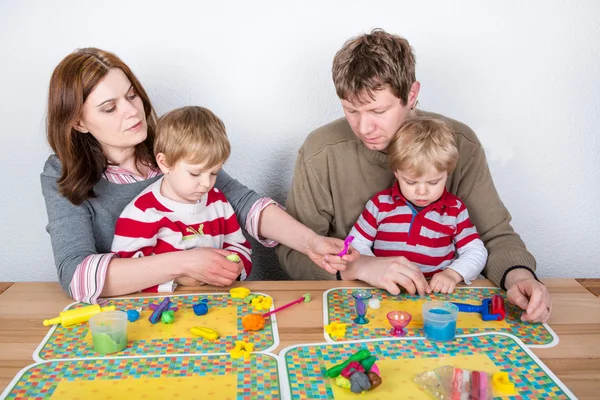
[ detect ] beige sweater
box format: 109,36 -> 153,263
276,111 -> 536,286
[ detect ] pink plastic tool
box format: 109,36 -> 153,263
338,235 -> 355,257
242,294 -> 311,331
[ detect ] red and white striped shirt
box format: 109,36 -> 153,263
69,167 -> 278,304
349,182 -> 487,283
111,177 -> 252,279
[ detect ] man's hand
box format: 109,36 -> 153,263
345,256 -> 430,296
429,268 -> 463,294
505,268 -> 552,323
306,235 -> 360,274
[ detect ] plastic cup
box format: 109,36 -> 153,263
89,311 -> 128,355
352,290 -> 372,324
387,310 -> 412,337
422,301 -> 459,342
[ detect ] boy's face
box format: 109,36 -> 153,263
394,166 -> 448,208
341,84 -> 419,152
158,157 -> 223,204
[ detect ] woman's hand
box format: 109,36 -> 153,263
306,235 -> 360,274
176,248 -> 243,286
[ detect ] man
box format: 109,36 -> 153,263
276,29 -> 551,323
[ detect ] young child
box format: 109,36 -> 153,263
349,117 -> 488,294
111,106 -> 251,291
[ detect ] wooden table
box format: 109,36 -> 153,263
1,279 -> 599,399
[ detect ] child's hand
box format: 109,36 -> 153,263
307,235 -> 360,274
428,269 -> 463,294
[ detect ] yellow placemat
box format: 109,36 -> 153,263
51,375 -> 237,400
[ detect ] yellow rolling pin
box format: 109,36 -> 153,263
43,305 -> 116,327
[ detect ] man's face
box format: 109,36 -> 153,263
341,84 -> 419,152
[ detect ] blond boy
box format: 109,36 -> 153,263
111,106 -> 251,291
349,117 -> 487,293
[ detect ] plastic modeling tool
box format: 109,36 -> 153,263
452,294 -> 506,321
242,293 -> 311,331
43,305 -> 116,327
338,235 -> 354,257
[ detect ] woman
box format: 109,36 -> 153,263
41,48 -> 356,304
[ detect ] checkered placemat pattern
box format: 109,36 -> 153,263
3,353 -> 281,400
325,288 -> 556,346
37,293 -> 277,360
283,334 -> 572,399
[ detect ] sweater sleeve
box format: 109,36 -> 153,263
40,155 -> 111,303
215,169 -> 261,234
453,136 -> 536,286
276,148 -> 336,280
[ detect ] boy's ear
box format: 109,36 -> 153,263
156,153 -> 171,174
393,170 -> 401,181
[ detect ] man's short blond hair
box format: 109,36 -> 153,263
332,29 -> 416,105
154,106 -> 230,167
388,117 -> 458,176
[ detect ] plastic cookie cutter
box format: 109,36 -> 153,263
325,322 -> 348,339
337,235 -> 355,257
230,287 -> 251,299
492,372 -> 516,395
242,293 -> 311,331
452,294 -> 506,321
229,341 -> 254,360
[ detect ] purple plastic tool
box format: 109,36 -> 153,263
338,235 -> 355,257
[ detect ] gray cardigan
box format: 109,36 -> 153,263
41,155 -> 260,293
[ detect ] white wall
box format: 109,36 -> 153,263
1,0 -> 599,282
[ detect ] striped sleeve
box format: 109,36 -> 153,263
453,203 -> 480,249
348,198 -> 381,256
69,253 -> 115,304
245,197 -> 283,247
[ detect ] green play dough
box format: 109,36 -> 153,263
226,254 -> 241,262
92,331 -> 127,355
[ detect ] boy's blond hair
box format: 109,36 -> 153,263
388,117 -> 458,176
154,106 -> 230,167
332,29 -> 416,105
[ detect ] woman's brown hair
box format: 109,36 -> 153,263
47,48 -> 158,205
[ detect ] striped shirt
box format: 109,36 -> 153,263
112,177 -> 252,279
349,182 -> 487,283
69,167 -> 279,303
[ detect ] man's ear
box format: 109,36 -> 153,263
408,81 -> 421,109
156,153 -> 171,174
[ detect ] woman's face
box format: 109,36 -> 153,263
76,68 -> 147,161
